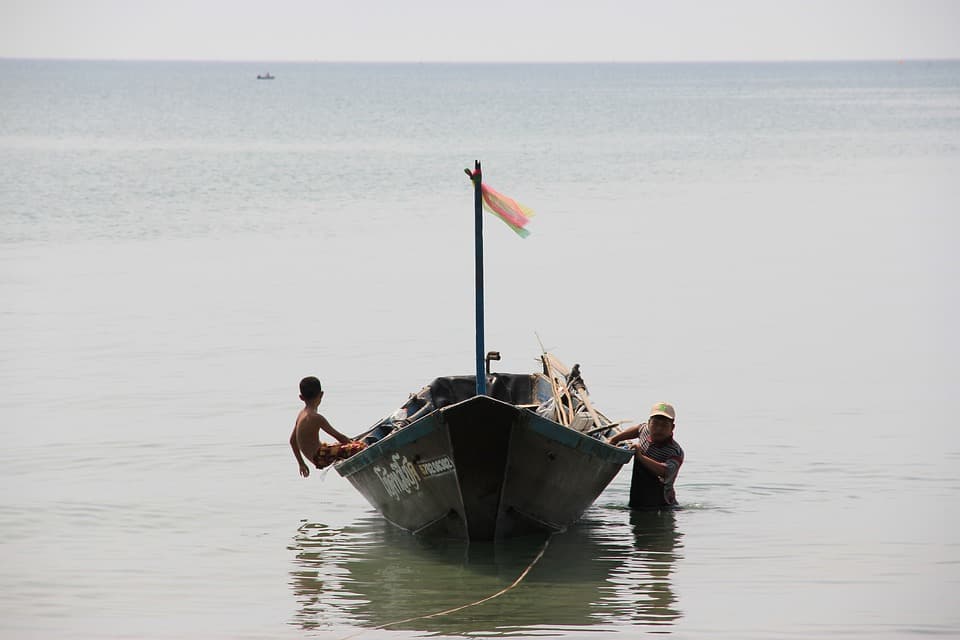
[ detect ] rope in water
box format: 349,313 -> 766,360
336,534 -> 553,640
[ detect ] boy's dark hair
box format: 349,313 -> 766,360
299,376 -> 323,400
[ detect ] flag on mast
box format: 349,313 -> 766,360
479,183 -> 535,238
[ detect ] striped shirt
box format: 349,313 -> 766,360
629,423 -> 684,509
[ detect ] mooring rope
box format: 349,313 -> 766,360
336,534 -> 553,640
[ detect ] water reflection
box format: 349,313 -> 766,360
621,510 -> 684,627
289,509 -> 683,637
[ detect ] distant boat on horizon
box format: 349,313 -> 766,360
256,72 -> 274,80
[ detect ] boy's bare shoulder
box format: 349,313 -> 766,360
295,410 -> 316,429
295,410 -> 329,431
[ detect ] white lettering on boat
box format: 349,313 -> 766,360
373,453 -> 421,500
416,455 -> 455,478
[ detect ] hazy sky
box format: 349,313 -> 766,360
2,0 -> 959,62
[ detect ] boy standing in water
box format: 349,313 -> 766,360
607,402 -> 684,509
289,376 -> 366,478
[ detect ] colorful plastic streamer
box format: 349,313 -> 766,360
480,183 -> 535,238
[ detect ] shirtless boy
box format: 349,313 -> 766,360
289,376 -> 366,478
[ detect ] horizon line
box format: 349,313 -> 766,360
2,56 -> 958,65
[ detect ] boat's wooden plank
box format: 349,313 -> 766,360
544,353 -> 570,377
540,354 -> 571,426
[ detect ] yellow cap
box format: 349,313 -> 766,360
649,402 -> 676,421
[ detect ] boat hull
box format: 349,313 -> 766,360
335,395 -> 632,540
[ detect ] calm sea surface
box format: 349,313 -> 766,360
1,60 -> 958,639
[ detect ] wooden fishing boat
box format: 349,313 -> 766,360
335,162 -> 631,539
336,353 -> 632,540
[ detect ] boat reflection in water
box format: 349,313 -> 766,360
289,509 -> 683,636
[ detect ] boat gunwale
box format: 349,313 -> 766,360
335,393 -> 632,478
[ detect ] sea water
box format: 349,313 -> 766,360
1,60 -> 958,639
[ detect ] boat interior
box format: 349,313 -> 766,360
359,354 -> 620,445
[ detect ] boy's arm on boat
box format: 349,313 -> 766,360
607,423 -> 641,445
318,415 -> 351,444
636,452 -> 668,478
